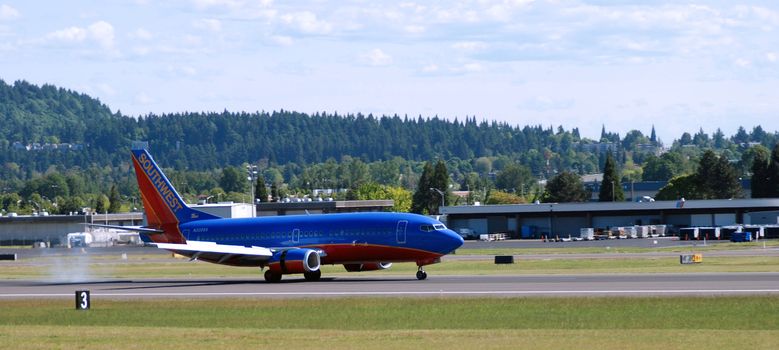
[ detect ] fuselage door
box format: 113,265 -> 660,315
292,228 -> 300,244
396,220 -> 407,244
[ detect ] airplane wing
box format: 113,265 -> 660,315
84,224 -> 164,234
154,240 -> 273,265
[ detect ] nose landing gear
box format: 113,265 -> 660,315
416,267 -> 427,280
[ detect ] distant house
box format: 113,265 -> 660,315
12,142 -> 28,151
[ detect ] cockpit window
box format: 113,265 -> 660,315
420,224 -> 447,232
420,225 -> 434,232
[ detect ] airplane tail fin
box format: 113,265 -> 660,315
131,146 -> 220,243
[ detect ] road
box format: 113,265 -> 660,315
1,273 -> 778,299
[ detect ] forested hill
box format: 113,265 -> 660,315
1,79 -> 777,180
0,79 -> 594,174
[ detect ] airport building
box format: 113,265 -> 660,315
0,213 -> 144,246
0,202 -> 254,247
442,198 -> 779,239
255,199 -> 394,216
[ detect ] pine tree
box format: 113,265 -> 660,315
544,171 -> 589,202
769,144 -> 779,197
95,195 -> 107,214
650,125 -> 657,145
711,156 -> 742,199
255,177 -> 268,203
270,183 -> 279,202
430,160 -> 449,214
751,150 -> 770,198
696,150 -> 719,199
411,162 -> 434,214
599,153 -> 624,202
108,185 -> 121,213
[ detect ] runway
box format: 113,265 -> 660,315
2,272 -> 778,299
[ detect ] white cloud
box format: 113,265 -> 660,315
0,4 -> 20,20
362,48 -> 392,66
452,41 -> 487,51
183,35 -> 202,46
192,0 -> 245,10
460,63 -> 483,73
132,46 -> 150,56
422,64 -> 439,73
48,26 -> 88,42
88,21 -> 115,49
404,25 -> 425,34
96,83 -> 116,96
130,28 -> 153,40
767,52 -> 778,63
280,11 -> 332,34
270,35 -> 293,46
167,65 -> 198,77
194,18 -> 222,32
734,58 -> 751,68
519,96 -> 575,112
47,21 -> 115,50
135,92 -> 154,105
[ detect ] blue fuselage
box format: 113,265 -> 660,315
171,212 -> 464,265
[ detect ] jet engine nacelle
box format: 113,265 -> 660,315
268,248 -> 320,274
343,262 -> 393,272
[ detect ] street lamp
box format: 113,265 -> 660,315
611,180 -> 615,202
429,188 -> 445,215
246,164 -> 259,204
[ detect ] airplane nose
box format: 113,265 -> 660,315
444,229 -> 464,253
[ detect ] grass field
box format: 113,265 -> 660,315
0,297 -> 777,349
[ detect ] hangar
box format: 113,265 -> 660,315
442,198 -> 779,239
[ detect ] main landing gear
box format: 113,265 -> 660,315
263,270 -> 322,282
304,270 -> 322,281
264,270 -> 282,283
416,267 -> 427,280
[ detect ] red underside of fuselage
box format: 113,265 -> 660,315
313,243 -> 442,265
171,244 -> 443,269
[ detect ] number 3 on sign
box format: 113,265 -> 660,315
76,290 -> 90,310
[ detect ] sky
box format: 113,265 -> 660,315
1,0 -> 777,142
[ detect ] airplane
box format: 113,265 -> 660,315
113,146 -> 464,282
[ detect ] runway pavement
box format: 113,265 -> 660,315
2,272 -> 778,299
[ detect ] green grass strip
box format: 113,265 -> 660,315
1,297 -> 777,330
0,297 -> 777,350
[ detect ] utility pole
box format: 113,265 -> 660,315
246,164 -> 259,217
429,187 -> 445,215
611,180 -> 615,202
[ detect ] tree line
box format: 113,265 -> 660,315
1,79 -> 778,213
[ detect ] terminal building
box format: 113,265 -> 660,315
442,198 -> 779,239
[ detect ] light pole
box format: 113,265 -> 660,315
429,187 -> 445,215
611,180 -> 615,202
246,164 -> 259,204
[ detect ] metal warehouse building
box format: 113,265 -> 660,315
442,199 -> 779,239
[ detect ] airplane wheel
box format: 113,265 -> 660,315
416,270 -> 427,280
304,270 -> 321,281
264,270 -> 282,283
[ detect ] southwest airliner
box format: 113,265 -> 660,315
107,147 -> 464,282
